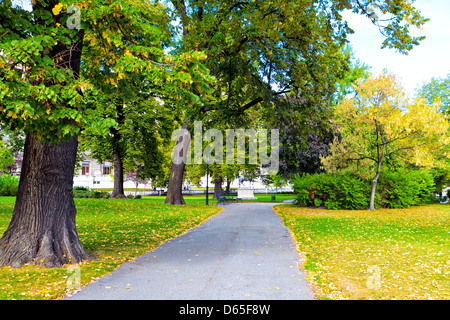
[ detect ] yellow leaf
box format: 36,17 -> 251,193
124,49 -> 133,58
52,3 -> 64,15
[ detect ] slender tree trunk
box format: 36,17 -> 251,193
225,180 -> 231,194
0,134 -> 91,268
369,162 -> 382,211
110,102 -> 125,198
111,148 -> 125,198
213,177 -> 223,200
369,121 -> 385,211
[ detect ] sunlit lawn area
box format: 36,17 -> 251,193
275,204 -> 450,300
0,196 -> 221,300
240,193 -> 295,203
2,193 -> 443,301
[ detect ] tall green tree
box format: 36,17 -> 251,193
0,0 -> 211,267
0,0 -> 95,267
417,74 -> 450,189
164,0 -> 429,204
79,0 -> 211,197
322,74 -> 450,210
417,74 -> 450,115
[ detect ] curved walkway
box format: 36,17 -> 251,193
67,202 -> 315,300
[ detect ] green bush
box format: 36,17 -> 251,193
377,169 -> 435,208
73,186 -> 110,199
293,169 -> 435,210
0,174 -> 19,196
293,172 -> 369,210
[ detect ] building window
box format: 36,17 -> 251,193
103,161 -> 111,175
82,161 -> 90,176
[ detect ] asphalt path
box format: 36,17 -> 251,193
66,202 -> 315,300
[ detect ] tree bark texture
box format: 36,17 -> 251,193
0,134 -> 91,268
111,147 -> 125,198
164,124 -> 190,205
0,2 -> 91,267
213,177 -> 223,200
164,161 -> 187,205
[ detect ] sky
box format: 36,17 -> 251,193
341,0 -> 450,96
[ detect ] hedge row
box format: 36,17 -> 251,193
293,170 -> 436,210
73,186 -> 142,199
0,174 -> 19,196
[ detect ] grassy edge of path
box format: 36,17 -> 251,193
0,197 -> 222,300
274,204 -> 450,300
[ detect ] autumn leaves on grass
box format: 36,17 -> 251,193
275,204 -> 450,300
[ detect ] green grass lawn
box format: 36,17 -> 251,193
274,204 -> 450,300
0,196 -> 221,300
240,193 -> 295,202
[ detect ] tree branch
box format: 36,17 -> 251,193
236,97 -> 264,113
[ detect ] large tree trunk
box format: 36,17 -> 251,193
164,124 -> 191,205
164,161 -> 186,205
0,134 -> 91,268
213,177 -> 223,200
0,1 -> 91,268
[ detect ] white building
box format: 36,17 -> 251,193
73,157 -> 149,190
73,157 -> 293,193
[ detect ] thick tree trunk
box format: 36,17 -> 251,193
164,124 -> 191,205
111,148 -> 125,198
213,177 -> 223,200
164,162 -> 186,205
0,134 -> 91,268
0,2 -> 90,268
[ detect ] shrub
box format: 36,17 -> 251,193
293,172 -> 369,210
377,169 -> 435,208
73,187 -> 110,199
0,174 -> 19,196
73,186 -> 89,191
293,169 -> 435,210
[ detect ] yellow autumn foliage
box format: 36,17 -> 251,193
322,72 -> 450,177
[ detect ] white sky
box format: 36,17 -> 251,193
342,0 -> 450,96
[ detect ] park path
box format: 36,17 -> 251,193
66,202 -> 315,300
